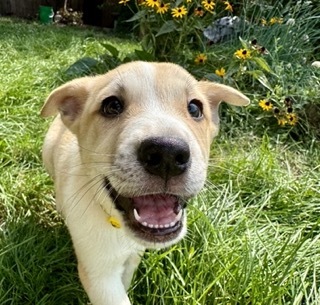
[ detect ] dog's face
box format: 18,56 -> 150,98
41,62 -> 249,248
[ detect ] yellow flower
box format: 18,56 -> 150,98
194,53 -> 207,64
186,0 -> 192,3
269,17 -> 277,25
156,2 -> 170,13
286,113 -> 298,126
224,1 -> 233,12
119,0 -> 130,4
194,7 -> 204,16
146,0 -> 159,8
215,67 -> 226,77
259,99 -> 273,111
277,117 -> 287,126
201,0 -> 215,11
234,48 -> 251,60
269,17 -> 283,25
171,5 -> 187,18
261,18 -> 267,26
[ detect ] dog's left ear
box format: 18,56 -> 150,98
198,81 -> 249,125
41,77 -> 92,130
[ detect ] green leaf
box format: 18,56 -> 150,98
134,49 -> 155,61
99,53 -> 121,70
126,10 -> 147,22
100,43 -> 119,58
252,57 -> 272,73
239,37 -> 249,49
155,21 -> 177,37
204,73 -> 223,82
247,70 -> 273,91
65,57 -> 99,77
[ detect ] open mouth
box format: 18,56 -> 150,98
104,178 -> 186,243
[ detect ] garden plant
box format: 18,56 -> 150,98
0,0 -> 320,303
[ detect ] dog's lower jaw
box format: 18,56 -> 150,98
124,212 -> 187,249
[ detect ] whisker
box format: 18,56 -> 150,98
64,175 -> 103,218
53,160 -> 126,178
79,175 -> 108,219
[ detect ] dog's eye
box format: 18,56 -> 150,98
100,96 -> 124,117
188,99 -> 203,119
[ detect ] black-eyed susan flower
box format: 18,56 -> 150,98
119,0 -> 130,4
286,106 -> 293,114
171,5 -> 187,18
261,18 -> 267,26
250,39 -> 269,55
234,48 -> 251,60
201,0 -> 215,11
146,0 -> 159,8
287,113 -> 298,126
186,0 -> 192,3
194,7 -> 204,16
215,67 -> 226,77
259,99 -> 273,111
156,2 -> 170,14
284,96 -> 293,107
277,117 -> 287,126
257,46 -> 268,55
194,53 -> 207,64
224,1 -> 233,12
273,107 -> 280,115
251,39 -> 258,46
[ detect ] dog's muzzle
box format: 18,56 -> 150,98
104,136 -> 191,243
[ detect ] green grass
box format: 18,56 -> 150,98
1,17 -> 320,305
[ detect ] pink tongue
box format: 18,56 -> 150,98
132,194 -> 179,226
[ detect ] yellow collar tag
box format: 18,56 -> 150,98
108,216 -> 121,229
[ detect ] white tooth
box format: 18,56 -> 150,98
159,224 -> 164,229
133,209 -> 141,221
164,223 -> 170,228
148,224 -> 154,228
170,221 -> 176,227
142,222 -> 148,227
154,224 -> 159,229
175,209 -> 183,221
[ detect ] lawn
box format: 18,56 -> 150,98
0,16 -> 320,305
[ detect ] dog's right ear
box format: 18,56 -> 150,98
41,77 -> 92,128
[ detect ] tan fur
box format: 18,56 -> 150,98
41,61 -> 249,305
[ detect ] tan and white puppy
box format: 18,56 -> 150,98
41,61 -> 249,305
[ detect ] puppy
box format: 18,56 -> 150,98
41,61 -> 249,305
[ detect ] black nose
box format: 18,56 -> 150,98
138,137 -> 190,180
